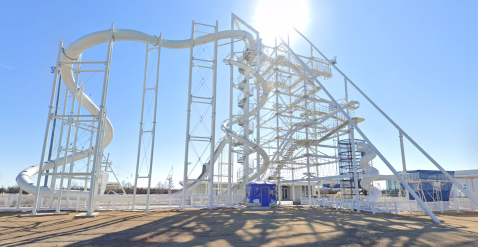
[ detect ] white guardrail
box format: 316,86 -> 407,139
0,194 -> 243,212
2,194 -> 474,214
300,197 -> 477,215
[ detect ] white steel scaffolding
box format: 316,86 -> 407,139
182,21 -> 219,209
132,35 -> 162,211
15,15 -> 478,224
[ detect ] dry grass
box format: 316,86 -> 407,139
0,207 -> 477,246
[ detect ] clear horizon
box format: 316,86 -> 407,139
0,1 -> 477,190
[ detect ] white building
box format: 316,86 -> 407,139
454,169 -> 478,199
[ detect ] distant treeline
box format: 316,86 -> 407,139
0,186 -> 29,194
0,185 -> 181,195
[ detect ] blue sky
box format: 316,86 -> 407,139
0,1 -> 477,189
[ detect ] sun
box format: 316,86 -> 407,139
254,0 -> 309,45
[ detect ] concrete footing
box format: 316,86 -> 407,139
18,212 -> 70,217
74,212 -> 99,218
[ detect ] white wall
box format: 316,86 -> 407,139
455,177 -> 478,198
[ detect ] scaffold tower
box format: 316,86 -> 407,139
338,139 -> 364,199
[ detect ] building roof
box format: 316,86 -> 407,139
246,181 -> 276,186
454,169 -> 478,179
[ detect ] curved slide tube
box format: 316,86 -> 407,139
220,122 -> 270,192
16,29 -> 256,202
185,136 -> 228,194
183,58 -> 271,195
219,59 -> 271,192
356,142 -> 381,201
223,59 -> 269,125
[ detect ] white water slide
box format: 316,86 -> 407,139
16,29 -> 271,203
356,142 -> 381,201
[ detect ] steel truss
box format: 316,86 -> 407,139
132,35 -> 162,211
182,21 -> 219,209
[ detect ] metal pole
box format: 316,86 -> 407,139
278,176 -> 282,205
303,67 -> 313,207
244,65 -> 250,186
280,37 -> 441,223
182,20 -> 195,208
132,42 -> 150,210
345,66 -> 359,208
84,118 -> 95,191
275,36 -> 281,205
336,135 -> 341,197
31,41 -> 63,215
208,21 -> 219,209
87,23 -> 114,216
256,35 -> 261,182
145,34 -> 162,212
65,64 -> 84,208
350,128 -> 360,212
56,54 -> 81,213
227,15 -> 234,202
399,131 -> 409,200
312,44 -> 320,202
49,81 -> 70,208
16,189 -> 22,209
44,73 -> 62,187
292,170 -> 295,202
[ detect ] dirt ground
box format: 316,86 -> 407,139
0,207 -> 477,247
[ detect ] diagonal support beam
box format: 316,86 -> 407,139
279,37 -> 441,224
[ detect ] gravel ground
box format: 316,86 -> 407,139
0,207 -> 477,246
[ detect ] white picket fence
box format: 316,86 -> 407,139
179,195 -> 242,209
301,196 -> 477,215
0,194 -> 242,212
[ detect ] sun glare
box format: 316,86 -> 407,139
254,0 -> 309,45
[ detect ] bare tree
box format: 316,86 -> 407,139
70,182 -> 84,190
6,185 -> 20,194
157,181 -> 168,194
122,180 -> 133,188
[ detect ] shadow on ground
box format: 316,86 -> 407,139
1,207 -> 477,246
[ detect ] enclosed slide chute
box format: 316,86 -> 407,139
16,28 -> 271,202
356,142 -> 381,201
